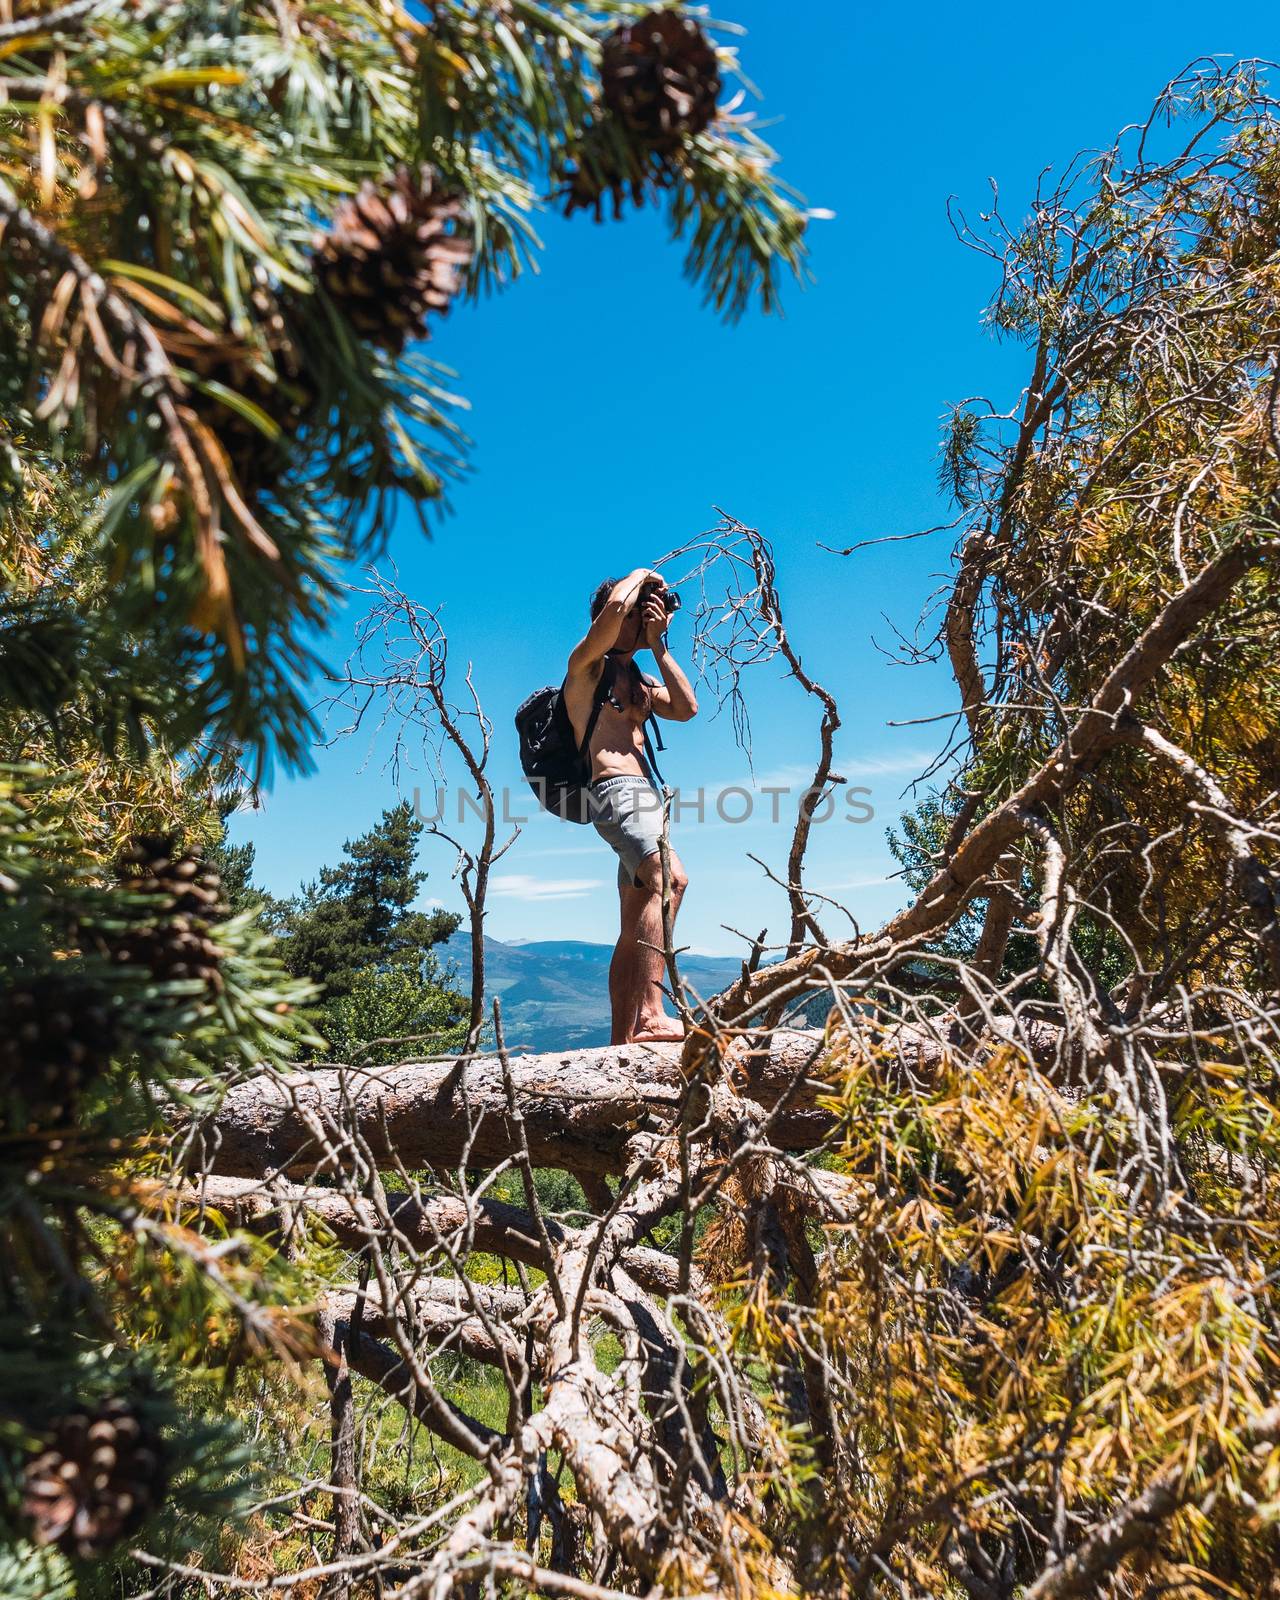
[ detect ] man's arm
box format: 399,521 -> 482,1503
647,645 -> 698,722
641,597 -> 698,721
567,568 -> 659,681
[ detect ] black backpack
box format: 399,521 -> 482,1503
515,659 -> 665,824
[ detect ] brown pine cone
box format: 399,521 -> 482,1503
600,9 -> 720,152
0,973 -> 115,1126
22,1398 -> 168,1559
113,835 -> 226,992
313,166 -> 472,353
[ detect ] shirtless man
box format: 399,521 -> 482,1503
564,568 -> 698,1044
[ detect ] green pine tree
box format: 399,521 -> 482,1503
280,802 -> 460,998
205,803 -> 261,919
320,957 -> 469,1065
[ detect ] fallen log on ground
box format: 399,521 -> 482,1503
175,1174 -> 690,1297
175,1017 -> 1076,1184
177,1031 -> 835,1180
323,1281 -> 525,1369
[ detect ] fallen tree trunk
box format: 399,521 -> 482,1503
178,1031 -> 834,1180
176,1174 -> 690,1298
176,1018 -> 1077,1185
324,1282 -> 525,1369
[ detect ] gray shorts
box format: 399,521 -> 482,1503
590,776 -> 666,889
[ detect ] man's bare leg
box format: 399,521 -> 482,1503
608,876 -> 636,1044
608,854 -> 688,1044
610,879 -> 653,1043
629,850 -> 687,1042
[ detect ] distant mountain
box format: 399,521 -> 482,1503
437,932 -> 743,1053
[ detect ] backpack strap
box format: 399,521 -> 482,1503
640,719 -> 666,791
575,664 -> 613,767
626,661 -> 667,788
636,666 -> 668,778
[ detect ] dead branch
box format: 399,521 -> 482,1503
322,568 -> 518,1043
716,525 -> 1279,1023
661,514 -> 844,957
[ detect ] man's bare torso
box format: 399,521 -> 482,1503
565,658 -> 649,782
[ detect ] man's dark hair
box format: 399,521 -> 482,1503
590,577 -> 619,620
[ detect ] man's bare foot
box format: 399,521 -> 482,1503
631,1017 -> 685,1044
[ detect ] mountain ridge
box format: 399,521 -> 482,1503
437,930 -> 743,1052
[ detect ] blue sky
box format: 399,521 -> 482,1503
232,1 -> 1279,956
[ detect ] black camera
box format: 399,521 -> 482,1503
639,580 -> 681,616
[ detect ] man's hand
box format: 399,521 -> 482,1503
640,592 -> 668,650
618,568 -> 663,604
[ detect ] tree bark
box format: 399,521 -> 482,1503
315,1307 -> 362,1577
177,1032 -> 833,1180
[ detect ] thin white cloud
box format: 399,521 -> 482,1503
732,760 -> 821,792
489,873 -> 604,902
699,748 -> 942,799
840,748 -> 945,778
